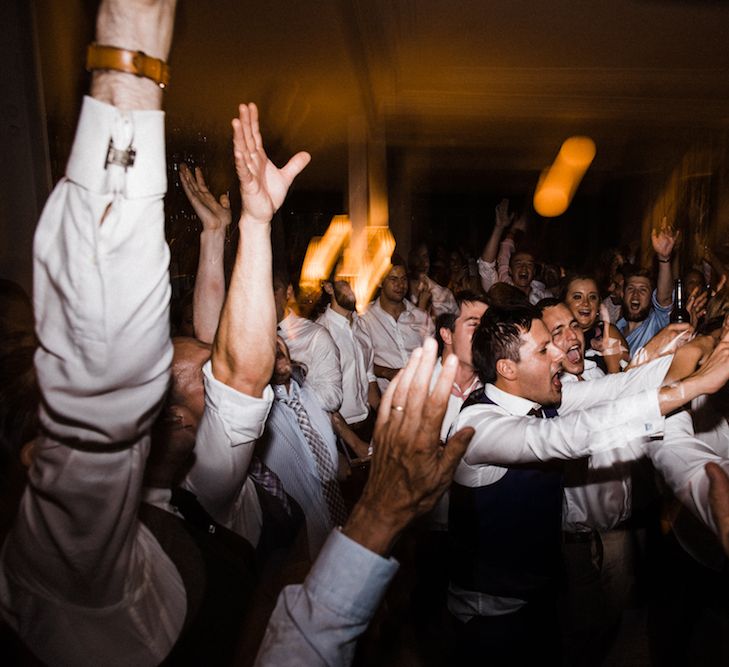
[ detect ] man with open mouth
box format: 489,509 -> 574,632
616,227 -> 676,357
446,301 -> 729,666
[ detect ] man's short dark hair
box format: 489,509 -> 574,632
390,253 -> 407,271
535,297 -> 562,314
472,304 -> 540,384
622,265 -> 653,285
435,312 -> 457,357
487,282 -> 529,308
454,290 -> 489,313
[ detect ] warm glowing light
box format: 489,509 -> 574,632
559,136 -> 596,168
353,227 -> 396,313
298,215 -> 395,313
299,215 -> 352,292
533,136 -> 596,217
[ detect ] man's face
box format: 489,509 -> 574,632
541,304 -> 585,376
510,252 -> 535,289
332,279 -> 356,312
623,276 -> 652,322
381,265 -> 408,303
451,300 -> 488,367
608,273 -> 624,305
565,278 -> 600,330
511,319 -> 565,406
272,336 -> 292,385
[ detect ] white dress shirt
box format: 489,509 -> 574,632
181,360 -> 274,546
559,357 -> 671,532
0,97 -> 185,666
258,380 -> 340,558
452,366 -> 667,487
447,357 -> 671,620
317,306 -> 374,424
278,312 -> 343,412
353,298 -> 435,393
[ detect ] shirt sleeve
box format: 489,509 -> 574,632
255,529 -> 398,667
477,257 -> 498,293
561,355 -> 673,413
0,96 -> 184,665
306,328 -> 344,412
646,410 -> 728,533
457,389 -> 664,467
183,361 -> 273,527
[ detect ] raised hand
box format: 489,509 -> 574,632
495,198 -> 513,229
179,163 -> 231,231
232,103 -> 311,225
343,338 -> 474,554
651,220 -> 679,261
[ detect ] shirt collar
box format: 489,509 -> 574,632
484,383 -> 541,415
323,304 -> 352,328
273,379 -> 301,401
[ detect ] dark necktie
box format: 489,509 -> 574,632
279,393 -> 348,526
528,406 -> 559,419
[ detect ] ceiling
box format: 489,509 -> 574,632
36,0 -> 729,196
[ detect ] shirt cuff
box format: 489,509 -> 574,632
615,389 -> 664,440
303,529 -> 399,623
66,96 -> 166,198
203,360 -> 274,442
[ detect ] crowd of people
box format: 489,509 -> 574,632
2,1 -> 729,665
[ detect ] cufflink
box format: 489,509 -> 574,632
105,138 -> 136,170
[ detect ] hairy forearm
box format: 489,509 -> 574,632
212,215 -> 275,397
193,228 -> 226,343
91,0 -> 177,111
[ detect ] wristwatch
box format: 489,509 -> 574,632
86,43 -> 170,89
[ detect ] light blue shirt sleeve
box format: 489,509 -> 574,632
255,529 -> 399,666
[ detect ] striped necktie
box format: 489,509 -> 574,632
279,393 -> 348,526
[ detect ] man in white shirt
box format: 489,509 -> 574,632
354,255 -> 435,393
318,273 -> 379,429
275,273 -> 344,413
447,302 -> 729,665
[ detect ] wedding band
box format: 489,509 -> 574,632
392,405 -> 405,412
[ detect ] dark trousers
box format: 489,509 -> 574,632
452,597 -> 562,666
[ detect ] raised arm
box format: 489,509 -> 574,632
255,338 -> 473,666
0,1 -> 183,664
179,163 -> 231,344
183,104 -> 309,525
652,225 -> 678,307
477,199 -> 511,291
211,103 -> 310,397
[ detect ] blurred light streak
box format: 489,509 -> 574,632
534,136 -> 596,217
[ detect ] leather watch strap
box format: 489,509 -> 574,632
86,43 -> 170,89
